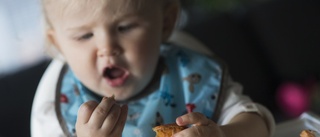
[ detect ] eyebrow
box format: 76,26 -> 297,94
66,24 -> 93,31
67,27 -> 86,31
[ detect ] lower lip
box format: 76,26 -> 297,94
105,73 -> 129,87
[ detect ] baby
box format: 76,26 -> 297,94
31,0 -> 275,137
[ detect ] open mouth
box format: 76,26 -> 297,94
104,67 -> 125,79
103,66 -> 129,87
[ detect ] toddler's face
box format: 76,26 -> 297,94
47,0 -> 173,100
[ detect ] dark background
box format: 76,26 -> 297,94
182,0 -> 320,120
0,0 -> 319,136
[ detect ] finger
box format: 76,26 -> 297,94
77,100 -> 99,124
110,104 -> 128,136
101,103 -> 121,133
89,97 -> 115,128
173,125 -> 212,137
176,112 -> 210,126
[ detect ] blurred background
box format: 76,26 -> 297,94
0,0 -> 46,76
0,0 -> 319,136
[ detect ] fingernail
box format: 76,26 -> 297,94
110,94 -> 115,99
102,96 -> 115,103
102,96 -> 108,100
176,117 -> 183,125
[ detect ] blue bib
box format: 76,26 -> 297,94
57,44 -> 224,137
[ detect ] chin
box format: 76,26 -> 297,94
109,90 -> 131,101
114,89 -> 140,102
113,94 -> 126,101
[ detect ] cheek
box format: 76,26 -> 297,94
125,38 -> 160,76
64,48 -> 100,92
124,25 -> 162,70
134,33 -> 161,60
65,49 -> 97,80
57,36 -> 96,64
57,39 -> 98,79
138,47 -> 159,66
63,47 -> 94,67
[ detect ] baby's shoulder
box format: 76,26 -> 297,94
160,43 -> 226,72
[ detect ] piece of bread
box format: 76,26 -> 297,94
152,123 -> 186,137
300,130 -> 318,137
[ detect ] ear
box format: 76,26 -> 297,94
46,29 -> 61,52
161,2 -> 180,42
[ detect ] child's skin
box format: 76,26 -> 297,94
43,0 -> 269,137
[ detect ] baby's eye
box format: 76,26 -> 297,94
117,24 -> 137,33
77,33 -> 93,41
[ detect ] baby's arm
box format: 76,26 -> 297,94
173,79 -> 274,137
174,111 -> 268,137
76,97 -> 128,137
220,112 -> 269,137
217,80 -> 275,137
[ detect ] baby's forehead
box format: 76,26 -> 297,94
45,0 -> 160,12
45,0 -> 162,21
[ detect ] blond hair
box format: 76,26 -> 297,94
41,0 -> 180,58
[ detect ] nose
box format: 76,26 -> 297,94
96,33 -> 122,57
97,48 -> 121,57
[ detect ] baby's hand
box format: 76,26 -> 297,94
75,96 -> 128,137
174,112 -> 226,137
